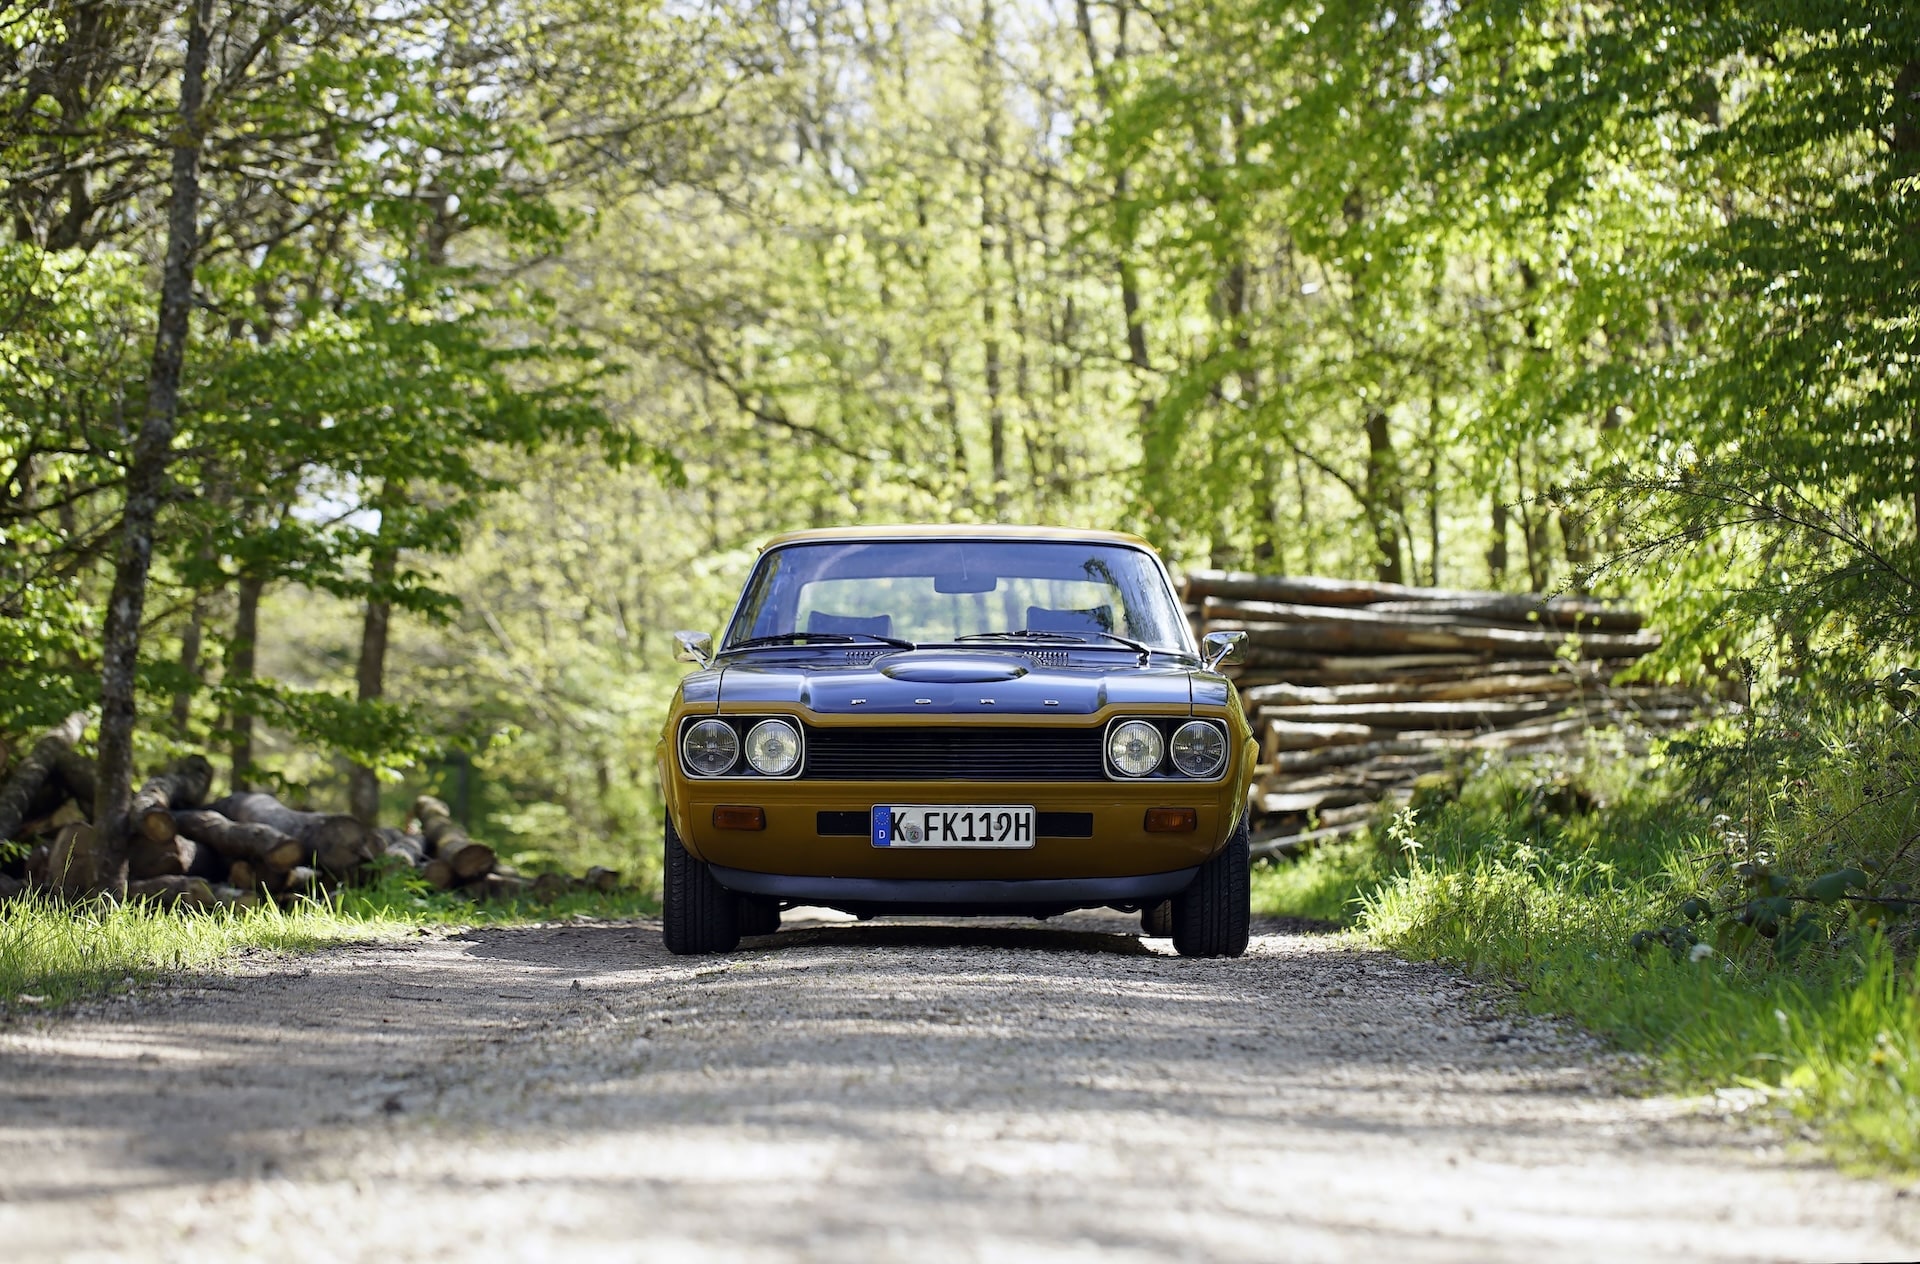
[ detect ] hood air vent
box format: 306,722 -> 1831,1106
877,654 -> 1029,685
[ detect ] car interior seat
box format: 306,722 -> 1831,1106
806,610 -> 895,637
1025,604 -> 1115,634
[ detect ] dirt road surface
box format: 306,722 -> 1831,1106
2,912 -> 1916,1262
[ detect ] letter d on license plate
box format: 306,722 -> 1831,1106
871,805 -> 1036,849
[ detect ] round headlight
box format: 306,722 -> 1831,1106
1170,720 -> 1227,778
682,719 -> 739,776
1108,719 -> 1165,778
744,718 -> 802,776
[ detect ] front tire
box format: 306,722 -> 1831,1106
1140,900 -> 1174,937
663,816 -> 740,955
1171,816 -> 1250,958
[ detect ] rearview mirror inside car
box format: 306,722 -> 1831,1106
933,571 -> 998,593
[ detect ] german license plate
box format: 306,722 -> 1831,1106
871,804 -> 1036,849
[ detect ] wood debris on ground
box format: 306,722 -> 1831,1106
1182,571 -> 1722,861
0,723 -> 620,909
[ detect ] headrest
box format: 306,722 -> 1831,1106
806,610 -> 893,638
1025,604 -> 1114,634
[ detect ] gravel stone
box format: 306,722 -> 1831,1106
0,911 -> 1915,1261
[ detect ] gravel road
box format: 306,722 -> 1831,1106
1,911 -> 1916,1262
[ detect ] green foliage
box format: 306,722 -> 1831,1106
1249,838 -> 1389,925
1,0 -> 717,790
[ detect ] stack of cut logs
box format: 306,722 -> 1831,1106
0,716 -> 619,907
1183,571 -> 1715,861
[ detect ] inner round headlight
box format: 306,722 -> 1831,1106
682,718 -> 740,776
744,718 -> 802,776
1170,720 -> 1227,778
1108,719 -> 1165,777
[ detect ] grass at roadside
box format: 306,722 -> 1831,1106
1249,838 -> 1389,925
0,872 -> 659,1017
1252,745 -> 1920,1174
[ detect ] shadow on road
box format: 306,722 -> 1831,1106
752,921 -> 1155,956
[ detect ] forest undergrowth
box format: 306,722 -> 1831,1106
1253,719 -> 1920,1174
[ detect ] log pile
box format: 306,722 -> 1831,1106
1183,571 -> 1716,861
0,721 -> 622,908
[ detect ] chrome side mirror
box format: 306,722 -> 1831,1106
673,630 -> 714,668
1201,630 -> 1245,671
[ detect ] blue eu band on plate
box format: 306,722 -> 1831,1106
871,805 -> 1037,849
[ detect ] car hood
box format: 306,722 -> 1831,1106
706,650 -> 1200,715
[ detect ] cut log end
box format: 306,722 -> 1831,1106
447,842 -> 496,880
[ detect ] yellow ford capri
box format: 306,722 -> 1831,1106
654,526 -> 1255,957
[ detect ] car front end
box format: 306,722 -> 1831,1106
654,527 -> 1256,955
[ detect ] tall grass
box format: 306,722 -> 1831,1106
1249,838 -> 1389,923
0,890 -> 368,1011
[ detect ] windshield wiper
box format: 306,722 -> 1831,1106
725,632 -> 916,652
955,629 -> 1154,660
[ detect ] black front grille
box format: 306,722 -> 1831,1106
817,811 -> 868,835
1038,811 -> 1094,837
803,725 -> 1107,781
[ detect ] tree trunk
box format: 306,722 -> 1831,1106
173,808 -> 304,870
129,834 -> 225,882
977,2 -> 1008,516
51,747 -> 98,816
375,826 -> 425,867
1892,59 -> 1920,533
347,521 -> 398,826
271,865 -> 321,901
170,592 -> 206,735
209,792 -> 376,877
127,875 -> 216,909
129,755 -> 214,844
46,821 -> 101,897
1245,670 -> 1600,708
1075,0 -> 1151,381
1183,572 -> 1640,628
93,0 -> 214,894
1425,393 -> 1443,587
411,794 -> 495,879
1206,614 -> 1658,659
228,572 -> 264,793
1201,593 -> 1642,631
1256,699 -> 1568,730
0,711 -> 88,841
1364,410 -> 1406,584
1487,493 -> 1509,586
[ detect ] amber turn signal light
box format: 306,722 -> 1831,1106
712,806 -> 766,831
1143,807 -> 1197,833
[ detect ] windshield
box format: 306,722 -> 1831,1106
723,540 -> 1192,654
